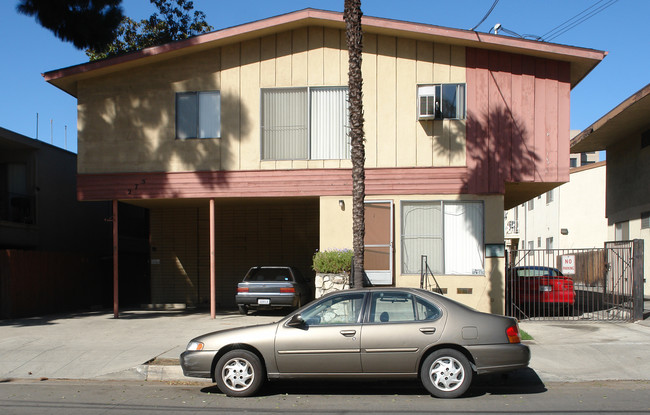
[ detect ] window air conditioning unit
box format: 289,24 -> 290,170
418,85 -> 438,120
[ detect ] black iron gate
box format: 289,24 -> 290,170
506,241 -> 643,321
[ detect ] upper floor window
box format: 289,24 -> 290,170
0,163 -> 33,224
546,189 -> 554,204
401,200 -> 484,276
642,211 -> 650,230
176,91 -> 221,139
417,83 -> 466,120
261,87 -> 349,160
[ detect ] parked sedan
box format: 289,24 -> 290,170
235,266 -> 312,315
181,287 -> 530,398
508,266 -> 575,308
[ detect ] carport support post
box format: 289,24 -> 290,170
633,239 -> 644,321
112,200 -> 119,319
210,199 -> 216,319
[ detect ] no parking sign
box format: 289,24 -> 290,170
562,255 -> 576,275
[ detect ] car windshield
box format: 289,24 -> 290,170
516,268 -> 561,277
245,268 -> 293,282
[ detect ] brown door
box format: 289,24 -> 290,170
364,201 -> 393,285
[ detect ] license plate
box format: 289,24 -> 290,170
258,299 -> 270,305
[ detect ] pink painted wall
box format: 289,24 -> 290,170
466,48 -> 571,194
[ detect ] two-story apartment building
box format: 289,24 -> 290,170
0,127 -> 110,317
571,83 -> 650,296
44,9 -> 605,315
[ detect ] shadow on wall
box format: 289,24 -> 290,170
78,56 -> 252,196
446,103 -> 539,314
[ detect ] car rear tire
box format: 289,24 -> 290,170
215,350 -> 265,397
237,305 -> 248,315
420,349 -> 472,398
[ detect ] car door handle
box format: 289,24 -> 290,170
419,327 -> 437,335
340,330 -> 357,337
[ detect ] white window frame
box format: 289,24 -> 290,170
260,86 -> 350,161
175,91 -> 221,139
401,200 -> 484,276
417,83 -> 466,120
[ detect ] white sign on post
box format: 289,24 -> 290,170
562,255 -> 576,275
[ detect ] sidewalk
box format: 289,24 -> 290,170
1,307 -> 650,384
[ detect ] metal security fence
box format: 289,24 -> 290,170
506,241 -> 643,322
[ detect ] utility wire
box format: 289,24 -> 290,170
541,0 -> 619,42
541,0 -> 609,39
470,0 -> 500,31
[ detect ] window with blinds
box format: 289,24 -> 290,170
401,201 -> 484,276
176,91 -> 220,139
261,87 -> 350,160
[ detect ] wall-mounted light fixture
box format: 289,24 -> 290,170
339,200 -> 345,210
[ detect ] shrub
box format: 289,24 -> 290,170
312,249 -> 353,274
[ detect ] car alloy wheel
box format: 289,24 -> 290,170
420,349 -> 472,398
215,350 -> 264,397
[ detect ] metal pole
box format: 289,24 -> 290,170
113,200 -> 119,319
633,239 -> 645,321
210,199 -> 216,319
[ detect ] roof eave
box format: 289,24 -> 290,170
43,8 -> 607,97
570,83 -> 650,153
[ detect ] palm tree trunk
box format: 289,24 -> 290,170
344,0 -> 366,288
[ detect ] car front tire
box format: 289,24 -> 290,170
215,350 -> 265,397
420,349 -> 472,398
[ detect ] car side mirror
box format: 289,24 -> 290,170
287,313 -> 306,327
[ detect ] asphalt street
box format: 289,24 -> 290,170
0,378 -> 649,414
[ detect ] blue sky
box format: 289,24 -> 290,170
0,0 -> 647,154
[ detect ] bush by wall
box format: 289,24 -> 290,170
312,249 -> 353,274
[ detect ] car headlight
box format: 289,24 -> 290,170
186,341 -> 204,351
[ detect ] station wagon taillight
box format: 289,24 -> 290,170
237,287 -> 249,293
506,325 -> 521,344
280,287 -> 295,293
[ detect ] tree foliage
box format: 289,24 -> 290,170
17,0 -> 124,51
85,0 -> 213,61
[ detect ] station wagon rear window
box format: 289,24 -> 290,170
245,268 -> 293,282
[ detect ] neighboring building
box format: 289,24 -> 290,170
571,83 -> 650,296
0,127 -> 110,318
569,129 -> 599,168
43,9 -> 605,314
505,159 -> 608,252
0,127 -> 107,252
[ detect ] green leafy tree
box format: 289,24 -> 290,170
344,0 -> 366,288
17,0 -> 124,50
86,0 -> 213,61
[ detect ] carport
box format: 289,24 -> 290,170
110,197 -> 319,318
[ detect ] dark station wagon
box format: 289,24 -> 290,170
235,266 -> 312,314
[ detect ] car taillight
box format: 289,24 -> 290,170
237,287 -> 249,293
506,325 -> 521,344
280,287 -> 295,293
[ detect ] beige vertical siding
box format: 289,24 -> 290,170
78,27 -> 466,175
